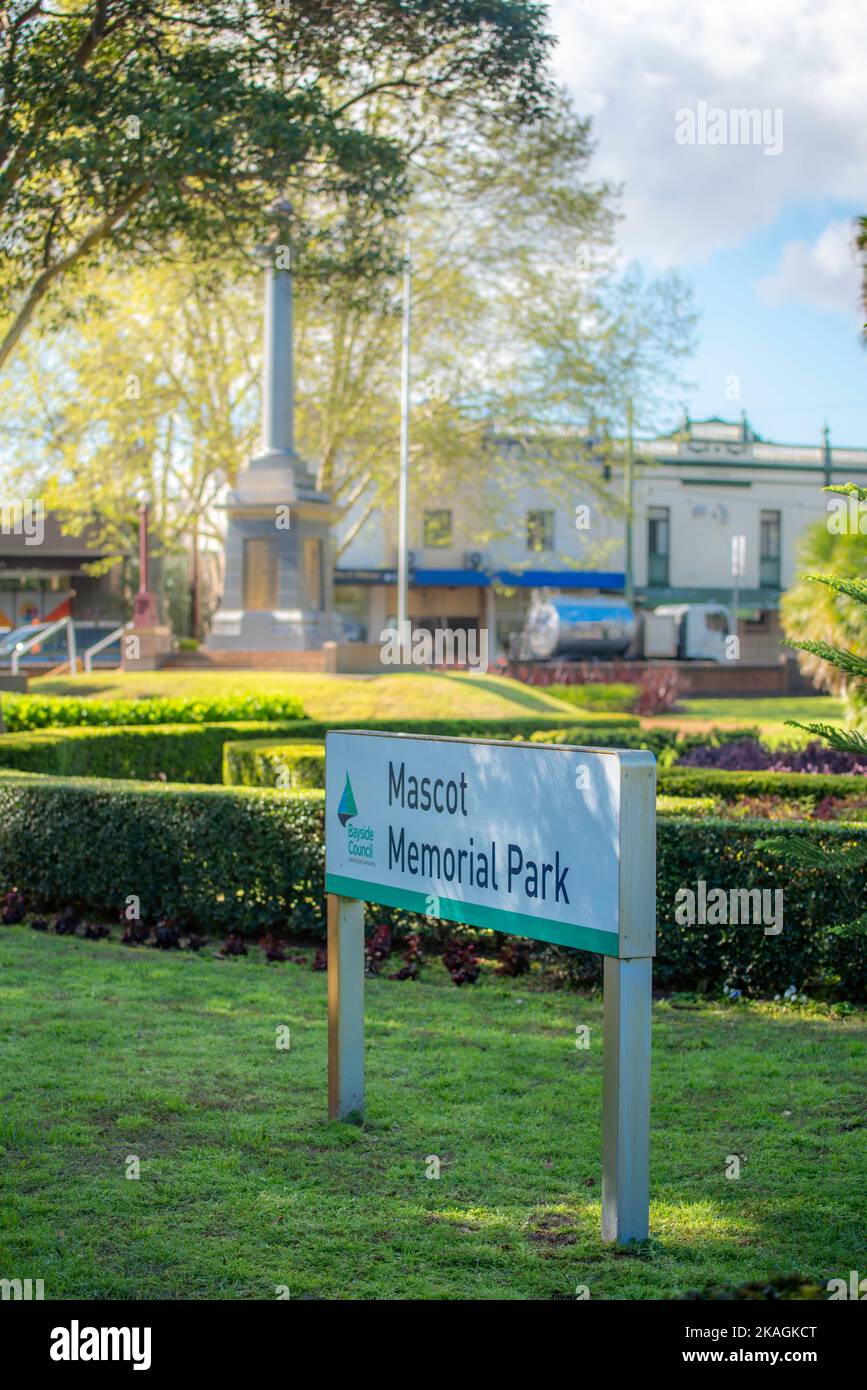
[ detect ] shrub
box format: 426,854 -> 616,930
2,770 -> 865,999
0,714 -> 610,784
530,725 -> 681,757
634,664 -> 680,715
677,737 -> 867,774
0,721 -> 310,784
223,740 -> 325,789
659,767 -> 867,805
655,817 -> 867,1000
1,693 -> 306,731
546,682 -> 638,713
0,771 -> 326,935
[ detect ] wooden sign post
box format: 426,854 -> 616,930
324,731 -> 655,1245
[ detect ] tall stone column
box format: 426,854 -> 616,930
207,203 -> 342,653
262,257 -> 294,459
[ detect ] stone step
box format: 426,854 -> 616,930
160,649 -> 330,671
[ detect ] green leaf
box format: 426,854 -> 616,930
784,720 -> 867,756
782,638 -> 867,679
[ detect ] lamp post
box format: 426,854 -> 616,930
731,533 -> 746,649
624,398 -> 635,606
397,238 -> 411,639
133,500 -> 160,627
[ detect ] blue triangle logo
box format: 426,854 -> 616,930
337,773 -> 358,826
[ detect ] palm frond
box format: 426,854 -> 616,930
823,482 -> 867,503
800,572 -> 867,607
782,638 -> 867,679
755,836 -> 831,870
784,720 -> 867,756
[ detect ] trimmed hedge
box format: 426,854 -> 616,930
529,725 -> 682,757
224,740 -> 325,789
1,769 -> 865,999
659,767 -> 867,804
223,718 -> 651,788
544,682 -> 638,713
1,693 -> 305,730
655,818 -> 867,1001
0,713 -> 628,784
0,721 -> 310,784
0,772 -> 326,935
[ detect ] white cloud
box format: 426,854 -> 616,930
550,0 -> 867,265
757,220 -> 862,317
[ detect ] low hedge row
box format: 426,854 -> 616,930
0,721 -> 309,784
0,713 -> 628,784
529,725 -> 683,756
0,693 -> 306,730
544,682 -> 638,713
658,767 -> 867,803
222,720 -> 663,788
0,772 -> 326,936
224,740 -> 326,789
1,770 -> 865,999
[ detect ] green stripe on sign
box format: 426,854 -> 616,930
324,873 -> 619,956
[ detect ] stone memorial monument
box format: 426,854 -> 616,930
208,203 -> 341,651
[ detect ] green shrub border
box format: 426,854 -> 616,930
659,767 -> 867,803
0,713 -> 633,784
1,769 -> 865,999
223,740 -> 326,789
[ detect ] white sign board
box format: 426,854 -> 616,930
325,732 -> 656,958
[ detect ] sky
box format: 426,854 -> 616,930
550,0 -> 867,445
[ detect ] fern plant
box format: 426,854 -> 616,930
759,482 -> 867,987
782,483 -> 867,744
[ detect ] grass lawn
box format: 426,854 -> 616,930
28,671 -> 575,722
23,671 -> 849,744
1,929 -> 863,1300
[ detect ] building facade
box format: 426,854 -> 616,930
0,512 -> 123,631
333,416 -> 867,662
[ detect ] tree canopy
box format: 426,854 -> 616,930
0,0 -> 554,370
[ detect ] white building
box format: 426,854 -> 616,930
333,415 -> 867,663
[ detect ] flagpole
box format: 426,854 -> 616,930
397,238 -> 411,641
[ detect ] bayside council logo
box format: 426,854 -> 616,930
338,772 -> 375,864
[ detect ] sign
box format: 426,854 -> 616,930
324,730 -> 655,1245
325,732 -> 655,959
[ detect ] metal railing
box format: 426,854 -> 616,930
11,616 -> 77,676
83,621 -> 132,673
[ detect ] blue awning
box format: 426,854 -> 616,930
335,567 -> 625,590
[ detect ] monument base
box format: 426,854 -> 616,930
207,607 -> 343,652
122,625 -> 172,671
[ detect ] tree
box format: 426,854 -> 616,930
760,481 -> 867,976
3,87 -> 625,566
782,482 -> 867,735
0,0 -> 553,372
291,88 -> 624,557
780,485 -> 867,706
0,258 -> 260,572
499,258 -> 698,596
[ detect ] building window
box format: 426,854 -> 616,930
304,536 -> 325,611
527,510 -> 554,552
423,509 -> 452,547
760,509 -> 781,589
647,506 -> 670,587
243,537 -> 278,611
